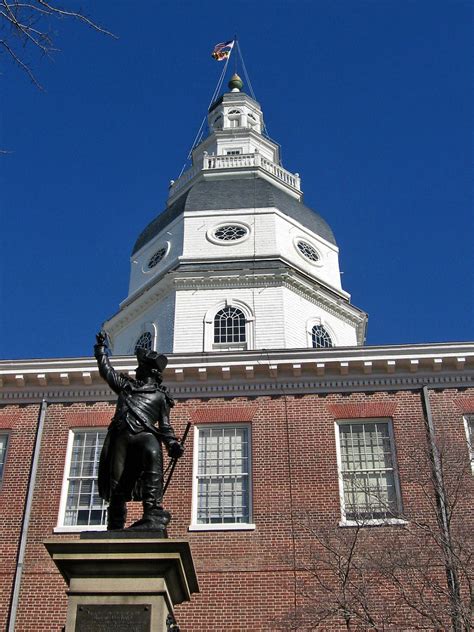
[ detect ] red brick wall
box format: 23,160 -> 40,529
0,404 -> 41,628
1,387 -> 473,631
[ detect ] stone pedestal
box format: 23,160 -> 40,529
45,534 -> 199,632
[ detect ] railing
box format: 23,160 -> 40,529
169,152 -> 301,200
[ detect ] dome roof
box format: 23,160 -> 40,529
132,176 -> 336,255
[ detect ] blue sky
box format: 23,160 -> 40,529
1,0 -> 472,359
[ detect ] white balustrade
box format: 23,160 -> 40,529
169,153 -> 301,200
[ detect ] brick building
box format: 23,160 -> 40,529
1,75 -> 473,631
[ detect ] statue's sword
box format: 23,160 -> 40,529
163,422 -> 192,495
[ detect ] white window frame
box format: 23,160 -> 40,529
206,221 -> 251,246
464,415 -> 474,473
0,432 -> 9,489
335,418 -> 405,527
55,428 -> 108,533
204,299 -> 254,352
293,236 -> 323,267
129,322 -> 157,354
190,424 -> 255,531
142,240 -> 171,274
306,317 -> 337,348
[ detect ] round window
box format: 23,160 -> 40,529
213,225 -> 248,242
296,240 -> 320,263
147,247 -> 167,269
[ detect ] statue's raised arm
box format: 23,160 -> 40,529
94,330 -> 127,395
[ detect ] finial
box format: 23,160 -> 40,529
228,73 -> 243,92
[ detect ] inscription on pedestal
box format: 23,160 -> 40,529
75,604 -> 151,631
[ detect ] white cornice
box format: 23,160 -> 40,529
1,342 -> 473,403
106,261 -> 363,338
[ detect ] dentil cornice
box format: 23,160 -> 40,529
1,342 -> 473,403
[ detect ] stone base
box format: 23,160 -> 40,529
45,537 -> 199,632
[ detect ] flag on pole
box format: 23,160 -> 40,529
211,40 -> 234,61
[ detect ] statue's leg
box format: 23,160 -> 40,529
128,433 -> 170,533
107,493 -> 127,530
107,432 -> 129,530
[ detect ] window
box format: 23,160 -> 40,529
192,425 -> 253,529
296,239 -> 320,263
147,246 -> 167,269
226,150 -> 241,155
214,306 -> 246,345
134,331 -> 152,352
60,430 -> 107,528
0,434 -> 9,485
336,420 -> 402,523
312,325 -> 333,349
228,109 -> 241,128
465,415 -> 474,473
204,300 -> 254,351
213,224 -> 248,241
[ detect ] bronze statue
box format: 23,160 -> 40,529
94,331 -> 184,533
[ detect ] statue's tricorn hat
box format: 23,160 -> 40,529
136,348 -> 168,372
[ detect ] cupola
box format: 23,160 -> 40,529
103,69 -> 368,356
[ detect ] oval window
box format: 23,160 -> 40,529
213,225 -> 248,242
147,247 -> 167,269
296,240 -> 320,263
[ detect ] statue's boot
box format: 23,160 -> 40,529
128,470 -> 169,534
107,493 -> 127,530
128,505 -> 171,534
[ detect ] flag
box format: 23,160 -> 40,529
211,40 -> 234,61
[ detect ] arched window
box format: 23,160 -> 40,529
312,325 -> 333,349
214,306 -> 246,344
228,109 -> 241,129
134,331 -> 152,353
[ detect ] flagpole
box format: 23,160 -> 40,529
233,34 -> 238,74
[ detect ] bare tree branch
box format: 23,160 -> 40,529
0,0 -> 116,89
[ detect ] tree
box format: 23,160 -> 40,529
282,439 -> 473,630
0,0 -> 115,89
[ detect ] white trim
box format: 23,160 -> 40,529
56,428 -> 74,528
338,518 -> 408,528
1,343 -> 473,402
335,418 -> 403,524
53,525 -> 107,533
0,431 -> 10,489
190,423 -> 253,530
189,523 -> 256,531
463,414 -> 474,473
56,427 -> 108,530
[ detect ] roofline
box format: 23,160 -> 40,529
1,341 -> 473,403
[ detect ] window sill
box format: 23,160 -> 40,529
339,518 -> 408,528
212,343 -> 248,351
53,525 -> 107,533
189,523 -> 256,532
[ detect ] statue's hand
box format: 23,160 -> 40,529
167,439 -> 184,459
96,330 -> 108,347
